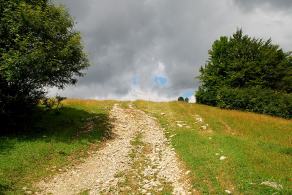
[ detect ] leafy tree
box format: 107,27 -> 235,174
196,29 -> 292,118
198,29 -> 291,94
178,97 -> 184,101
0,0 -> 88,125
184,97 -> 189,103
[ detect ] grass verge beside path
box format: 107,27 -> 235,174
134,101 -> 292,194
0,99 -> 115,194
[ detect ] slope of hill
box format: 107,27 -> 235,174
0,99 -> 291,194
134,101 -> 292,194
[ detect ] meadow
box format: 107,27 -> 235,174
0,99 -> 291,194
134,101 -> 292,194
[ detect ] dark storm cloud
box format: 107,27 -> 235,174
50,0 -> 292,100
233,0 -> 292,11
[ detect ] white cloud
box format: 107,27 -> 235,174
189,95 -> 196,103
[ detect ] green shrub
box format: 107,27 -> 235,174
216,87 -> 292,118
195,87 -> 218,106
178,97 -> 185,101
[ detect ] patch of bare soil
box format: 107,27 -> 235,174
36,104 -> 192,194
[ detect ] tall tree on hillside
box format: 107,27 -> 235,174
196,30 -> 292,118
0,0 -> 89,124
196,29 -> 292,105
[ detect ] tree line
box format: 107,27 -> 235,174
196,29 -> 292,118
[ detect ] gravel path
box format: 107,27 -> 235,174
36,104 -> 191,194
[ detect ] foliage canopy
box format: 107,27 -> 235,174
0,0 -> 88,125
178,96 -> 185,101
196,30 -> 292,118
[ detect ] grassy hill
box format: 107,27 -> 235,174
0,99 -> 291,194
134,101 -> 292,194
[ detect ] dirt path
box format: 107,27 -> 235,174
36,104 -> 192,194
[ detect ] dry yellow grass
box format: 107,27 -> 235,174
134,101 -> 292,194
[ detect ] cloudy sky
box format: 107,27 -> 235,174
50,0 -> 292,101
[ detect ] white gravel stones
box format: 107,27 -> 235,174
36,104 -> 192,194
194,115 -> 203,123
225,189 -> 232,194
175,121 -> 189,128
169,134 -> 176,138
36,104 -> 139,194
194,114 -> 211,132
260,181 -> 283,190
220,156 -> 227,161
140,110 -> 191,194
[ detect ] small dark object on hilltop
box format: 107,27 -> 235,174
178,97 -> 185,101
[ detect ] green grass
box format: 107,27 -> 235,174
134,101 -> 292,194
1,99 -> 291,194
0,99 -> 115,194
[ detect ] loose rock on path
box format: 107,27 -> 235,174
36,104 -> 192,194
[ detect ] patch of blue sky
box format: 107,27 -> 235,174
154,75 -> 168,87
181,89 -> 194,98
131,75 -> 140,86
